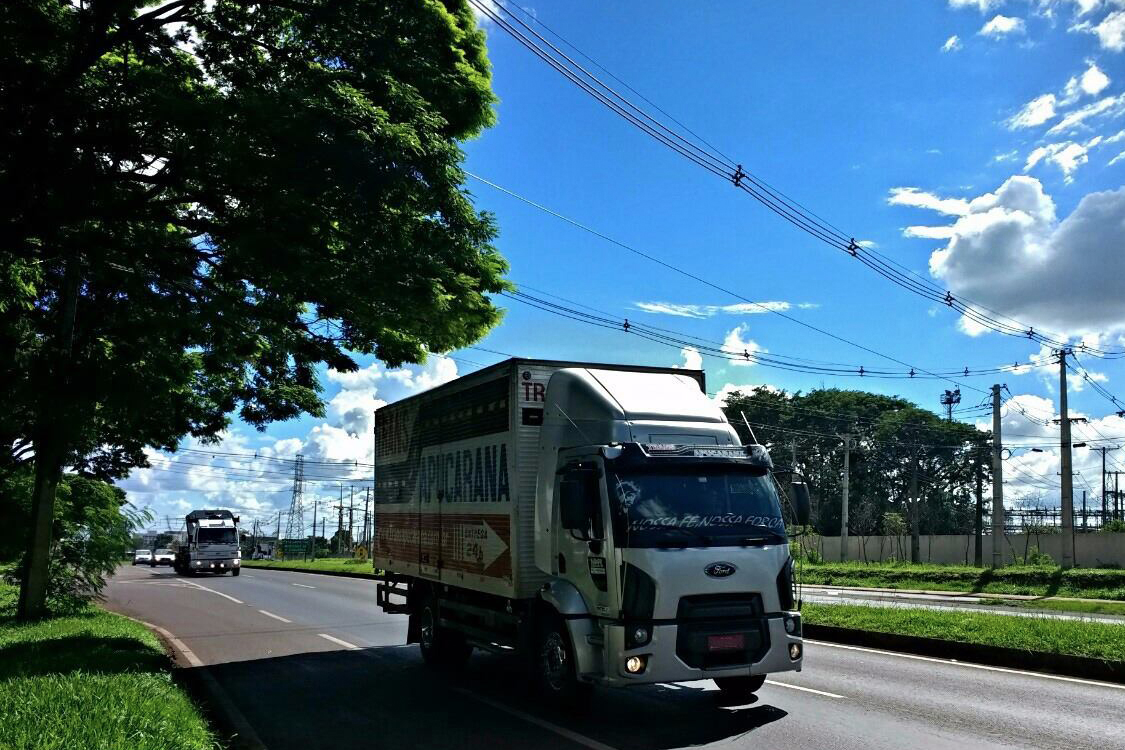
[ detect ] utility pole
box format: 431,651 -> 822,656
909,455 -> 921,563
348,486 -> 355,554
840,434 -> 853,562
1054,350 -> 1076,568
310,500 -> 318,561
940,389 -> 961,422
991,384 -> 1005,568
363,488 -> 371,549
974,455 -> 984,567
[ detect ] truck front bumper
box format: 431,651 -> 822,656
189,559 -> 241,570
589,613 -> 803,688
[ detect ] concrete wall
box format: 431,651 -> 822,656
810,533 -> 1125,567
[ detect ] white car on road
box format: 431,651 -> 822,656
133,549 -> 152,565
150,548 -> 175,566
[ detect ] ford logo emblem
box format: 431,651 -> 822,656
705,562 -> 737,578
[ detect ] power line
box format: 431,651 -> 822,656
467,0 -> 1125,357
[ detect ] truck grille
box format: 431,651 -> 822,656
674,593 -> 769,669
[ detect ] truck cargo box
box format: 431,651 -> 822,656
373,359 -> 704,599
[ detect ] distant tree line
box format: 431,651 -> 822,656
722,387 -> 991,562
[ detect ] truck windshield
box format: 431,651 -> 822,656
608,466 -> 785,548
197,528 -> 236,544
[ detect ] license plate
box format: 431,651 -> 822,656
707,633 -> 745,652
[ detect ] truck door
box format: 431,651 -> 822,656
556,463 -> 615,619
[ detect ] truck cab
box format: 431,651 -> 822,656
533,368 -> 808,699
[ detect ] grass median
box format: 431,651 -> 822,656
801,561 -> 1125,600
0,583 -> 214,750
241,557 -> 378,576
803,601 -> 1125,662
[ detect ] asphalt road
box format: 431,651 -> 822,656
104,565 -> 1125,750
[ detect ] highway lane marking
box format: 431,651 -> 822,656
808,640 -> 1125,691
140,620 -> 204,667
184,580 -> 244,604
258,609 -> 292,623
318,633 -> 359,650
292,583 -> 316,589
453,688 -> 620,750
764,680 -> 845,699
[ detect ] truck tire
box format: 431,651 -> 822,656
533,616 -> 592,709
231,568 -> 240,576
417,599 -> 471,669
714,675 -> 766,701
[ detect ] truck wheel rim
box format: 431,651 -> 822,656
540,632 -> 567,691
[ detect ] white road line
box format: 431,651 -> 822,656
183,580 -> 244,604
453,688 -> 620,750
140,620 -> 204,667
291,583 -> 316,589
808,640 -> 1125,691
318,633 -> 359,650
764,680 -> 845,699
258,609 -> 292,623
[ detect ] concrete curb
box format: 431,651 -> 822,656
805,583 -> 1124,605
239,563 -> 379,580
804,623 -> 1125,685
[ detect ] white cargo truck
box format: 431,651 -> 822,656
374,359 -> 810,704
173,509 -> 242,576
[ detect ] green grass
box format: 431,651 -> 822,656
803,602 -> 1125,662
0,583 -> 215,750
975,597 -> 1125,617
241,557 -> 378,576
801,561 -> 1125,600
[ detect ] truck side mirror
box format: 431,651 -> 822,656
560,479 -> 591,531
791,482 -> 811,526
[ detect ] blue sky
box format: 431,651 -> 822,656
121,0 -> 1125,532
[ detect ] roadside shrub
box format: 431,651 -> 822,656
1102,519 -> 1125,533
1024,547 -> 1054,566
1,469 -> 149,613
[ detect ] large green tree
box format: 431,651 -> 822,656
1,0 -> 508,618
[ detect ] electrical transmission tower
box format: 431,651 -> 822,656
283,454 -> 306,542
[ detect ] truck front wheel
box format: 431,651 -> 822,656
714,675 -> 766,701
533,617 -> 592,708
417,600 -> 471,669
231,568 -> 240,576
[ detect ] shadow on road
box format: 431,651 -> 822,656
199,645 -> 785,750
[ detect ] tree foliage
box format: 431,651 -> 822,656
1,0 -> 507,616
723,387 -> 991,541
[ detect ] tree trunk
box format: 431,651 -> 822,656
17,435 -> 64,620
909,457 -> 921,564
17,256 -> 79,620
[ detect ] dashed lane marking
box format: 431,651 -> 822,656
764,680 -> 846,699
183,580 -> 244,604
318,633 -> 359,650
258,609 -> 292,624
291,583 -> 316,589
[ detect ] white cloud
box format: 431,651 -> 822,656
942,34 -> 964,52
856,239 -> 879,248
1046,93 -> 1125,134
1073,9 -> 1125,50
918,176 -> 1125,337
1061,62 -> 1111,106
887,187 -> 971,216
903,225 -> 958,239
950,0 -> 1002,11
993,149 -> 1020,163
1024,136 -> 1104,180
677,347 -> 703,370
1008,94 -> 1058,129
721,325 -> 763,367
1109,149 -> 1125,164
980,14 -> 1027,36
634,300 -> 798,318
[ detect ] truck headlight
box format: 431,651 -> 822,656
784,614 -> 801,635
191,560 -> 200,567
625,655 -> 647,674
